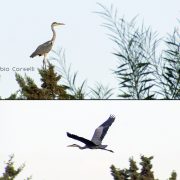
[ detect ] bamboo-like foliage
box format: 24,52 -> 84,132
96,4 -> 159,99
89,82 -> 114,99
50,50 -> 86,99
160,29 -> 180,99
50,50 -> 114,99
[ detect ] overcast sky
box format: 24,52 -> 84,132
0,101 -> 180,180
0,0 -> 179,98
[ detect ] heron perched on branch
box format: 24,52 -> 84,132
67,115 -> 115,153
30,22 -> 65,68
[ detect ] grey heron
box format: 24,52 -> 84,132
30,22 -> 65,68
67,115 -> 115,153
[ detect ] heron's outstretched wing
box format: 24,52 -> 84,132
91,115 -> 115,145
67,132 -> 96,146
30,40 -> 53,58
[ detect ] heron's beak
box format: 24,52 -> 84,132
67,144 -> 74,147
67,145 -> 72,147
58,23 -> 65,25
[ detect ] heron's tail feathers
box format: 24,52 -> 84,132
30,53 -> 36,58
30,51 -> 38,58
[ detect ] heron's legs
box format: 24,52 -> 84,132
43,54 -> 47,69
101,148 -> 114,153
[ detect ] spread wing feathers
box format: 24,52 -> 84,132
30,40 -> 53,58
67,132 -> 96,146
91,115 -> 115,145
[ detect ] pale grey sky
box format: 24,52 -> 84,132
0,101 -> 180,180
0,0 -> 179,98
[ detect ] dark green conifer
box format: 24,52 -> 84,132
15,63 -> 74,99
0,155 -> 30,180
169,171 -> 177,180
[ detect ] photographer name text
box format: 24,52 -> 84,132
0,66 -> 35,72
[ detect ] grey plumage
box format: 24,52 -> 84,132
30,40 -> 52,58
30,22 -> 65,68
91,115 -> 114,145
67,115 -> 115,153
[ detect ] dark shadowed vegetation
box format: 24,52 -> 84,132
0,155 -> 31,180
110,155 -> 177,180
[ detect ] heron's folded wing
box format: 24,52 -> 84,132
31,41 -> 53,57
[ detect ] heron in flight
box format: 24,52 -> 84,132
30,22 -> 65,68
67,115 -> 115,153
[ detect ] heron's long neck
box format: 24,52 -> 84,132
77,145 -> 86,150
51,25 -> 56,43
